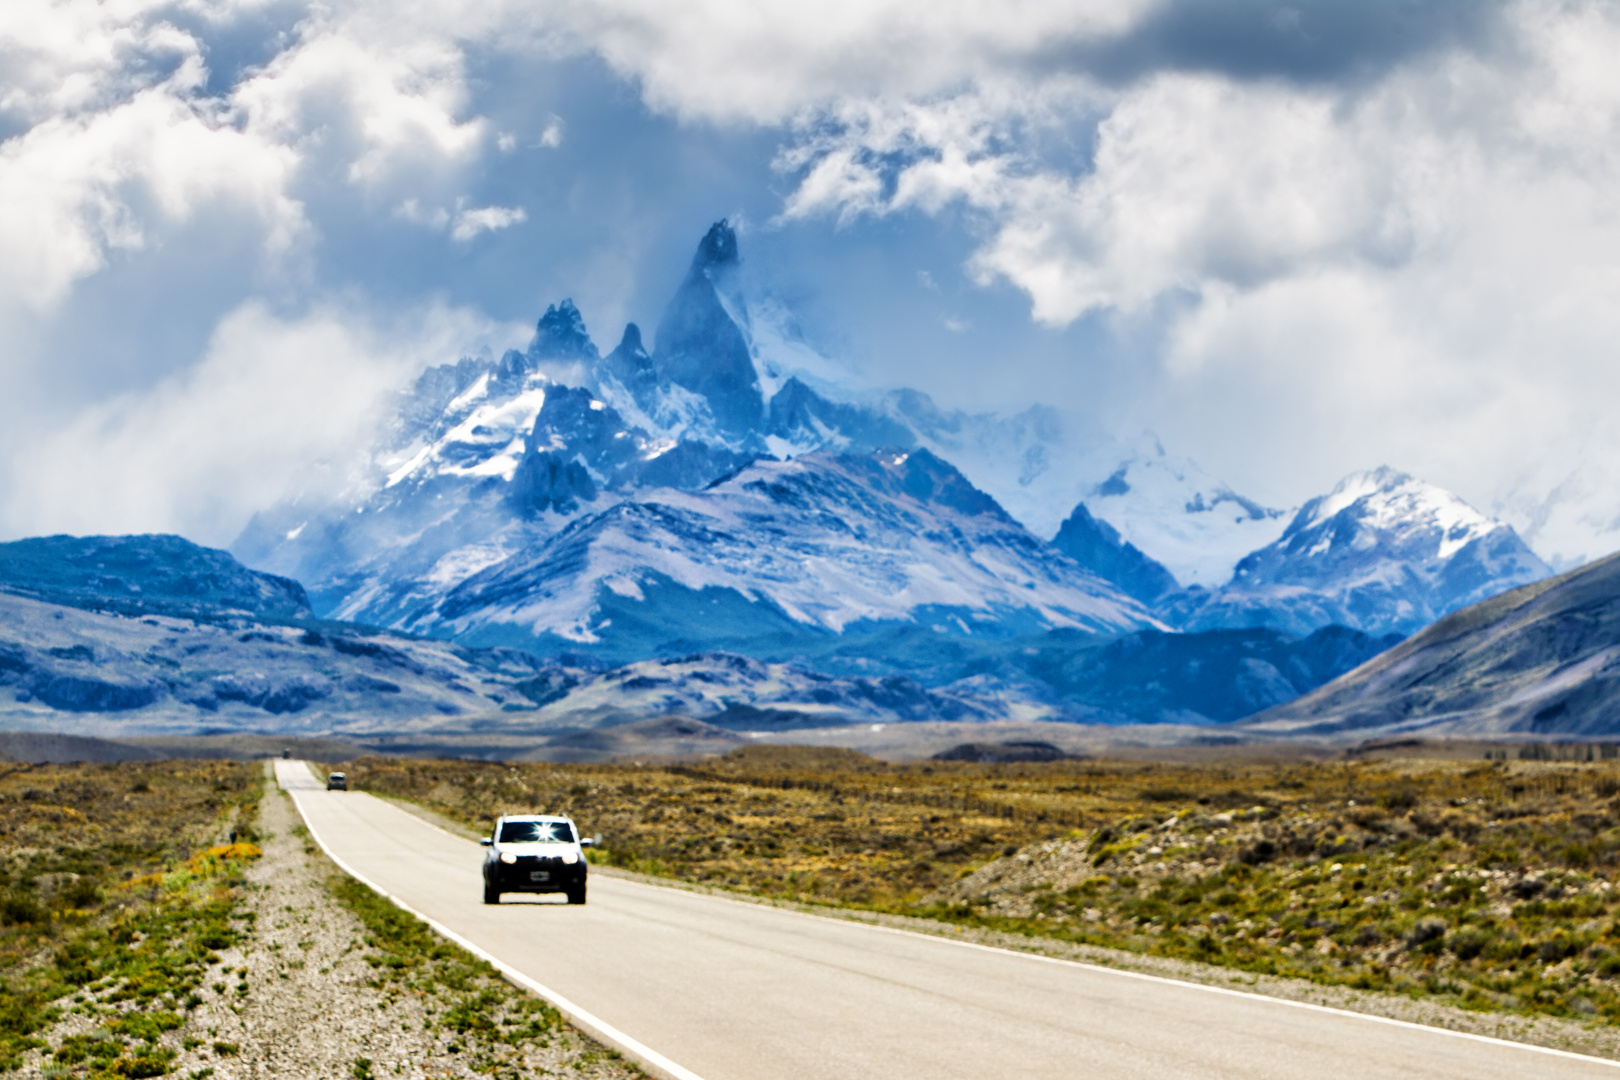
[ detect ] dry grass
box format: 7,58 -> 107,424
341,746 -> 1620,1026
0,759 -> 261,1073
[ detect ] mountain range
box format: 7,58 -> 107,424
235,221 -> 1550,665
0,220 -> 1588,748
0,534 -> 1398,735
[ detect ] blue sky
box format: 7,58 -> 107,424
3,0 -> 1620,567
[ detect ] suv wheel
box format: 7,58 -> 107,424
566,884 -> 586,905
483,883 -> 500,905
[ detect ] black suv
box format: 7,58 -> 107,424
481,815 -> 592,905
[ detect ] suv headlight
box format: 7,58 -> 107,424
499,852 -> 516,864
560,850 -> 578,864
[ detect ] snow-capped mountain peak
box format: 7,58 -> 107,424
1162,466 -> 1551,637
648,219 -> 763,444
1291,466 -> 1498,561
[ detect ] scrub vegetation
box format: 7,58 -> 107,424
327,873 -> 634,1078
343,746 -> 1620,1027
0,760 -> 261,1074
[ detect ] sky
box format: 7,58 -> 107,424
2,0 -> 1620,568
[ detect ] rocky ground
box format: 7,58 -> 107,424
18,768 -> 639,1080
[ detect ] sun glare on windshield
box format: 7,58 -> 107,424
499,821 -> 575,844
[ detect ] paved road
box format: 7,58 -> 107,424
278,761 -> 1617,1079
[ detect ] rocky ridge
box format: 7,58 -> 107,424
1242,549 -> 1620,740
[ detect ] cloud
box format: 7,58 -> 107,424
765,1 -> 1620,565
554,0 -> 1156,124
0,15 -> 302,310
450,204 -> 526,241
0,299 -> 519,546
775,71 -> 1413,323
1059,1 -> 1495,87
0,0 -> 209,123
0,0 -> 552,313
231,10 -> 490,192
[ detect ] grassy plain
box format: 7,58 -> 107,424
341,745 -> 1620,1027
0,759 -> 261,1075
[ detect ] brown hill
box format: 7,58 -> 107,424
1240,550 -> 1620,740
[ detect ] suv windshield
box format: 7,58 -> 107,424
499,820 -> 575,844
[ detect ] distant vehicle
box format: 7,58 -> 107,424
480,814 -> 592,905
326,772 -> 347,790
282,749 -> 291,759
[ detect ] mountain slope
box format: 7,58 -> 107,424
1240,550 -> 1620,740
414,448 -> 1160,659
1161,467 -> 1550,637
513,652 -> 1008,729
647,220 -> 764,443
504,622 -> 1399,731
763,383 -> 1291,589
1050,502 -> 1179,604
0,592 -> 542,734
0,534 -> 310,621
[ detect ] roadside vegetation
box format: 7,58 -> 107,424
341,746 -> 1620,1028
0,760 -> 261,1075
326,865 -> 637,1078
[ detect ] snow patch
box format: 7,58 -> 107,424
446,372 -> 491,414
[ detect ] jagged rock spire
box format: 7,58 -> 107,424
652,220 -> 762,440
692,219 -> 739,272
528,299 -> 599,361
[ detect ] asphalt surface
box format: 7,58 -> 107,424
278,761 -> 1619,1080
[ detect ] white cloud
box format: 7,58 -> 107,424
450,204 -> 526,241
231,13 -> 488,191
0,0 -> 545,312
0,0 -> 207,123
0,299 -> 518,545
0,13 -> 303,309
538,115 -> 564,148
768,1 -> 1620,566
394,197 -> 450,229
553,0 -> 1156,124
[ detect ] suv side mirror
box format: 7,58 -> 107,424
480,838 -> 493,847
579,837 -> 594,848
